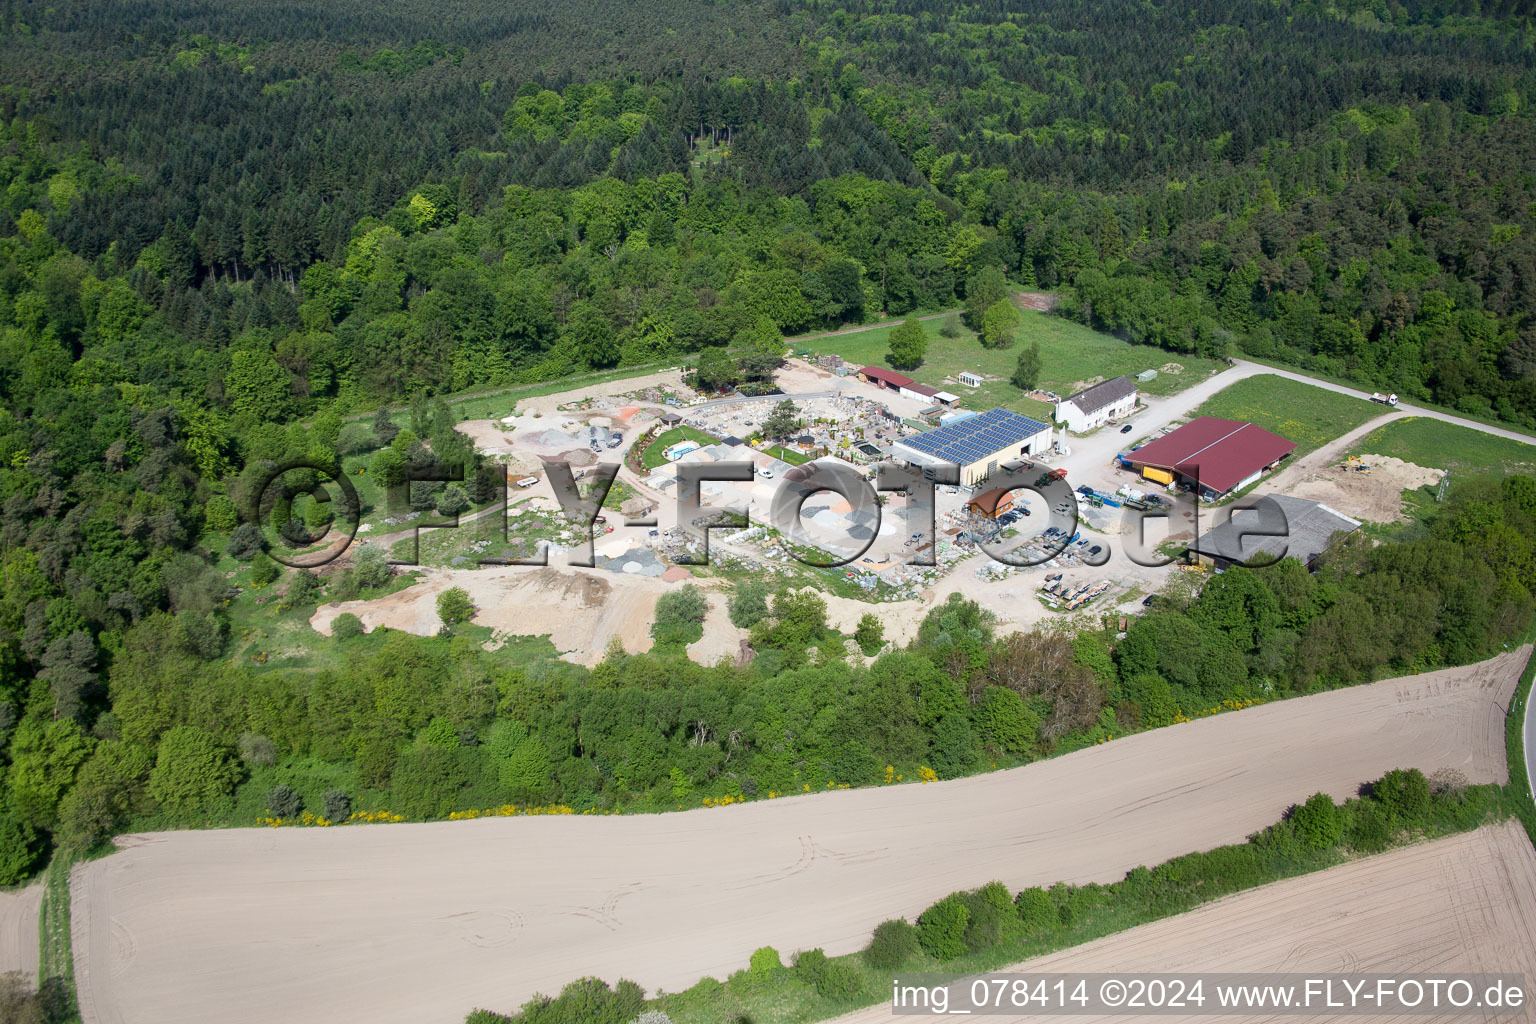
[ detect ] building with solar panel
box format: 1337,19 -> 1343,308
888,407 -> 1054,486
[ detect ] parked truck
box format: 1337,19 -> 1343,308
1369,392 -> 1399,406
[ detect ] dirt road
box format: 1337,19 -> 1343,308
71,648 -> 1527,1024
830,821 -> 1536,1024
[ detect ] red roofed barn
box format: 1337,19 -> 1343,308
857,366 -> 913,390
1127,416 -> 1296,499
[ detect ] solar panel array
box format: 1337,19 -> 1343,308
900,407 -> 1052,465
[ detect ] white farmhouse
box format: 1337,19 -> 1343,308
1054,375 -> 1138,433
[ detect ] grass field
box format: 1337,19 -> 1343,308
640,425 -> 719,469
1348,416 -> 1536,479
811,310 -> 1224,422
763,444 -> 811,465
1191,375 -> 1379,460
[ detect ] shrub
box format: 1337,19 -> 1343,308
748,946 -> 783,976
863,918 -> 920,970
284,569 -> 319,606
793,948 -> 864,1000
267,784 -> 302,818
238,733 -> 276,766
332,613 -> 365,639
854,613 -> 884,655
917,894 -> 969,961
1345,799 -> 1393,853
225,522 -> 262,560
321,788 -> 352,823
205,494 -> 239,533
727,580 -> 771,628
1290,792 -> 1342,849
1371,768 -> 1431,824
939,313 -> 963,338
437,586 -> 475,628
436,483 -> 470,517
352,544 -> 391,589
652,585 -> 708,645
1015,886 -> 1055,931
249,551 -> 280,586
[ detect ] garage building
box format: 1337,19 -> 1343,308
1127,416 -> 1296,500
1055,375 -> 1138,433
890,407 -> 1054,486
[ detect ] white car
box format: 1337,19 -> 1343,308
759,467 -> 774,479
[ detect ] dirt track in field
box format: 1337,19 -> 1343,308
831,821 -> 1536,1024
70,648 -> 1529,1024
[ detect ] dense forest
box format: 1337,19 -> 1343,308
1,0 -> 1535,881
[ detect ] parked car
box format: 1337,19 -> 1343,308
1087,545 -> 1103,556
1120,423 -> 1134,433
1142,594 -> 1158,607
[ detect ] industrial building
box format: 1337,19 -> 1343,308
889,406 -> 1054,486
857,366 -> 912,390
1188,495 -> 1359,569
1126,416 -> 1296,500
1055,375 -> 1138,433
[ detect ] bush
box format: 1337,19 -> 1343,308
249,550 -> 281,586
917,894 -> 969,960
1345,799 -> 1394,853
225,522 -> 262,560
854,613 -> 884,655
321,788 -> 352,823
793,948 -> 864,1000
1371,768 -> 1431,824
437,586 -> 475,628
727,580 -> 771,628
436,483 -> 470,517
939,313 -> 963,338
238,733 -> 276,766
1290,792 -> 1342,849
266,784 -> 302,818
748,946 -> 783,976
652,585 -> 708,645
205,494 -> 239,533
331,613 -> 365,639
1014,886 -> 1055,931
352,544 -> 392,590
863,918 -> 920,970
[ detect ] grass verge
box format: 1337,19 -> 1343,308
1190,375 -> 1379,461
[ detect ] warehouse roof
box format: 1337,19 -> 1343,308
1189,495 -> 1359,568
1060,375 -> 1137,414
1129,417 -> 1296,494
902,382 -> 939,398
899,407 -> 1052,465
859,366 -> 913,388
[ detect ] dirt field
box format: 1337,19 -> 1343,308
70,648 -> 1528,1024
308,565 -> 711,664
1253,411 -> 1443,523
830,821 -> 1536,1024
0,881 -> 41,981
